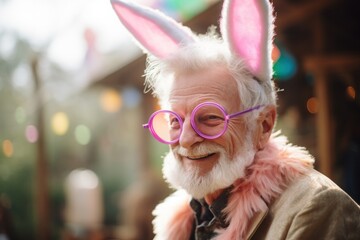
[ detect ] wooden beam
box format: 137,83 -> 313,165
314,72 -> 332,177
304,55 -> 360,72
31,56 -> 50,240
276,0 -> 338,30
304,54 -> 360,178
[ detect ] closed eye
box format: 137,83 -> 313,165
198,114 -> 224,126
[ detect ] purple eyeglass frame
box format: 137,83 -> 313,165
143,102 -> 263,144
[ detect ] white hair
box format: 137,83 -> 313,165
144,31 -> 278,115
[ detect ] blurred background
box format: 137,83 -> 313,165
0,0 -> 359,239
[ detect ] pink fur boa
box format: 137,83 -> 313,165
153,133 -> 314,240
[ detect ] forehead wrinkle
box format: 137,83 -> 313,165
168,67 -> 241,112
170,85 -> 236,112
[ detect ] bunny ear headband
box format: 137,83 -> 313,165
110,0 -> 274,82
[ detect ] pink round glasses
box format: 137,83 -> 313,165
143,102 -> 263,144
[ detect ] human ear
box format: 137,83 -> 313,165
256,105 -> 276,149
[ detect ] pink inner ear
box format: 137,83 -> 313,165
113,4 -> 181,58
228,0 -> 265,74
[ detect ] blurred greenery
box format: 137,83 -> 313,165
0,27 -> 166,239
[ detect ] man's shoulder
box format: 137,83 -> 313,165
292,169 -> 338,193
253,170 -> 360,240
274,169 -> 357,210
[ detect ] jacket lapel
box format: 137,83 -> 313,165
245,207 -> 269,240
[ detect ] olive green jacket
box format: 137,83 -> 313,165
250,170 -> 360,240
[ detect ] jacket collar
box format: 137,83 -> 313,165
245,204 -> 269,239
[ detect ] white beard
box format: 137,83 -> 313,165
162,134 -> 256,199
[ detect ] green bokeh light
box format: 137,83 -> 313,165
74,124 -> 91,145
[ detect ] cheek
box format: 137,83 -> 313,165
224,120 -> 248,157
169,144 -> 180,159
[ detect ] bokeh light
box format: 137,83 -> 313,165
74,125 -> 91,146
123,87 -> 141,108
307,97 -> 318,114
273,42 -> 297,81
166,0 -> 206,19
65,169 -> 103,229
68,169 -> 99,189
12,64 -> 31,89
51,112 -> 69,136
15,106 -> 26,124
100,88 -> 122,113
25,125 -> 39,143
346,86 -> 356,100
272,44 -> 281,62
0,32 -> 16,58
2,140 -> 14,157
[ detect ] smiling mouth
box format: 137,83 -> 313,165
187,153 -> 216,160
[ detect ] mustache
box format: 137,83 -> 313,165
172,143 -> 225,157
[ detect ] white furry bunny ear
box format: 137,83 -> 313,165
221,0 -> 274,82
111,0 -> 197,59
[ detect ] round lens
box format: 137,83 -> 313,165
192,103 -> 227,139
151,111 -> 182,144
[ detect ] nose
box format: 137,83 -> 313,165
178,118 -> 204,148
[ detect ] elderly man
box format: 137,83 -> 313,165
111,0 -> 360,239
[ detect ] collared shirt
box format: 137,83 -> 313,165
189,187 -> 232,240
